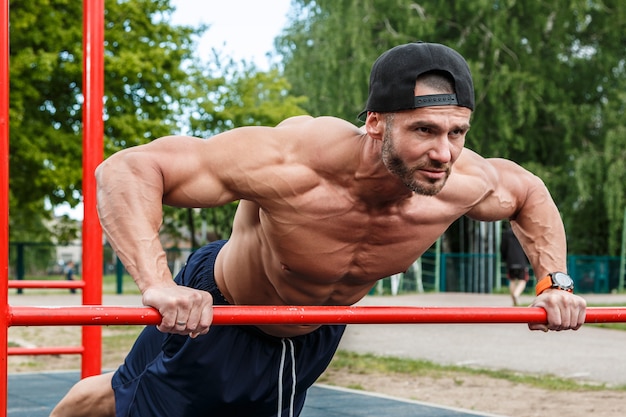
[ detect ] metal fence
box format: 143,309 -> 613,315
8,242 -> 624,295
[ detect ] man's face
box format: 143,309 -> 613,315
381,103 -> 471,196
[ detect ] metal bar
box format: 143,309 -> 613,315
81,0 -> 105,379
8,280 -> 85,289
0,0 -> 9,415
9,306 -> 160,326
7,305 -> 626,327
8,346 -> 84,356
617,208 -> 626,292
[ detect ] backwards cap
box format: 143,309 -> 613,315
357,42 -> 474,122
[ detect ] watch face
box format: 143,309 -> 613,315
553,272 -> 573,288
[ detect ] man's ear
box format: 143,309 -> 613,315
364,112 -> 385,140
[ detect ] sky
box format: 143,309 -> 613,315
56,0 -> 293,220
169,0 -> 293,69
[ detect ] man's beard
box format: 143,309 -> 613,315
381,128 -> 450,196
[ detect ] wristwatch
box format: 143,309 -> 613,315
535,272 -> 574,295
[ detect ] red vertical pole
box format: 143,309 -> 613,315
0,0 -> 8,415
81,0 -> 104,378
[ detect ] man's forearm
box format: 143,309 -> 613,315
96,153 -> 174,293
510,182 -> 567,280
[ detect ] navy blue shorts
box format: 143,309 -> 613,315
112,240 -> 346,417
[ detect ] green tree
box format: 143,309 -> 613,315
8,0 -> 201,241
9,0 -> 83,241
277,0 -> 626,255
9,1 -> 309,246
575,89 -> 626,256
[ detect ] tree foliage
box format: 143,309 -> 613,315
277,0 -> 626,255
9,0 -> 624,255
8,0 -> 307,244
8,0 -> 200,241
9,0 -> 83,241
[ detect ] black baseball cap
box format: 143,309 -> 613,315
357,42 -> 474,122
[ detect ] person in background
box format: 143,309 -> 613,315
501,225 -> 530,306
65,260 -> 77,294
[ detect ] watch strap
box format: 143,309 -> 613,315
535,273 -> 574,296
535,275 -> 554,296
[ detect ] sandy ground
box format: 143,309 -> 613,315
7,292 -> 626,417
319,367 -> 625,417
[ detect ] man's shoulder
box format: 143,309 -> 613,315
271,115 -> 365,176
453,148 -> 495,180
277,115 -> 362,133
274,115 -> 365,155
441,149 -> 499,202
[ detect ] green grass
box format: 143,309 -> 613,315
14,273 -> 141,295
102,326 -> 143,350
589,322 -> 626,330
326,350 -> 626,392
102,325 -> 144,342
101,274 -> 142,295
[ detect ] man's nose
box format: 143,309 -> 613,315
428,136 -> 452,164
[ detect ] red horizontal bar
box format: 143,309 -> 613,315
7,346 -> 84,356
6,305 -> 626,326
8,280 -> 85,289
8,306 -> 160,326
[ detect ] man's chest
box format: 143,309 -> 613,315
259,204 -> 453,282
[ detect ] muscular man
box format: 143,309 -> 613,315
51,42 -> 586,417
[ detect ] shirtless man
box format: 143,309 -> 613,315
51,42 -> 586,417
